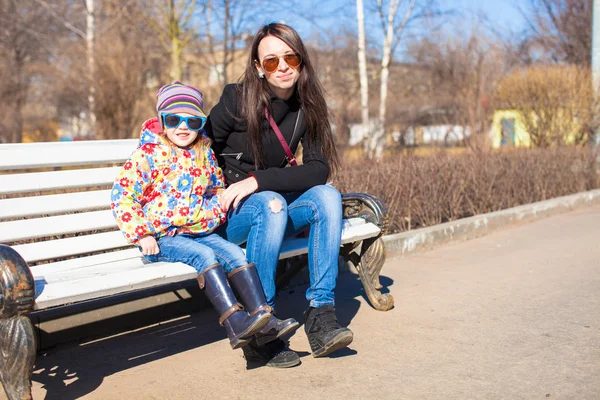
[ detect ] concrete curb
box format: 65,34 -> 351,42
382,188 -> 600,256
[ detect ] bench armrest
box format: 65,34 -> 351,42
342,192 -> 389,235
341,193 -> 394,311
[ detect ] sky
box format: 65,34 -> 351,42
265,0 -> 529,48
445,0 -> 526,31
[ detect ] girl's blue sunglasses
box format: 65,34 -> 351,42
162,113 -> 206,131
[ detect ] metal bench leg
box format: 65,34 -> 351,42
342,193 -> 394,311
0,245 -> 36,400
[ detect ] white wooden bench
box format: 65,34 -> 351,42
0,139 -> 392,400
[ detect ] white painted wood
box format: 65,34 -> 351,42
38,257 -> 148,284
33,261 -> 197,310
0,190 -> 111,219
30,248 -> 142,276
0,139 -> 137,170
0,210 -> 116,243
0,167 -> 122,195
13,231 -> 130,263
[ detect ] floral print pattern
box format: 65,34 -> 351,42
110,117 -> 226,244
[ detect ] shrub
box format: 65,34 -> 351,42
494,65 -> 598,147
334,148 -> 599,234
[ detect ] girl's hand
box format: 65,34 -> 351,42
220,177 -> 258,211
138,235 -> 160,255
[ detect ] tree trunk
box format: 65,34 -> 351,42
222,0 -> 230,84
168,0 -> 182,81
170,36 -> 182,81
13,97 -> 24,143
369,0 -> 400,159
356,0 -> 369,151
86,0 -> 96,138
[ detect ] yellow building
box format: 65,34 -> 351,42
490,109 -> 587,149
490,110 -> 530,149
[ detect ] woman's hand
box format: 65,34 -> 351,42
220,177 -> 258,211
138,235 -> 160,255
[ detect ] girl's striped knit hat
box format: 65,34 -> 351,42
156,81 -> 206,122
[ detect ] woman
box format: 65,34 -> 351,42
206,23 -> 352,368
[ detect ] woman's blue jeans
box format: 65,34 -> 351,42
214,185 -> 343,308
144,233 -> 248,274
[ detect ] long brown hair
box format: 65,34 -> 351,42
238,23 -> 339,174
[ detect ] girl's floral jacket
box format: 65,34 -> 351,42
110,118 -> 226,244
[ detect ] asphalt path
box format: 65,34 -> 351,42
8,204 -> 600,400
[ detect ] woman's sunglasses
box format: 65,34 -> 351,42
162,113 -> 206,131
260,53 -> 302,73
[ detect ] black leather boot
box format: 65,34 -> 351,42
242,338 -> 301,369
304,304 -> 353,357
228,263 -> 300,346
197,263 -> 271,349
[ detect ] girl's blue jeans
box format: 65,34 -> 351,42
143,233 -> 248,274
214,185 -> 343,308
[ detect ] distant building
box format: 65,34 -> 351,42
403,125 -> 470,146
490,109 -> 586,149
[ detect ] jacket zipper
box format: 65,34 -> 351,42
289,109 -> 302,148
220,152 -> 243,160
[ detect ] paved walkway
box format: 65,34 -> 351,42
11,205 -> 600,399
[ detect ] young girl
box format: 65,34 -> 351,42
110,81 -> 273,350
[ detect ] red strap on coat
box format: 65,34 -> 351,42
265,108 -> 298,167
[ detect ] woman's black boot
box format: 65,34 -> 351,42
304,304 -> 353,357
228,263 -> 300,346
197,263 -> 271,349
242,338 -> 301,369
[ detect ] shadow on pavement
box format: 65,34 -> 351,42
32,306 -> 226,400
30,270 -> 393,399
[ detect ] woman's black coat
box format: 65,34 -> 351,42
205,84 -> 330,193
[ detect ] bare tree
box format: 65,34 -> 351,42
86,0 -> 97,133
145,0 -> 199,81
200,0 -> 267,86
315,31 -> 362,148
33,0 -> 102,136
359,0 -> 438,158
522,0 -> 592,66
95,0 -> 162,139
0,0 -> 53,142
356,0 -> 370,138
408,28 -> 511,152
368,0 -> 416,158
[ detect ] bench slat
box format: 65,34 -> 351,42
0,140 -> 137,170
29,219 -> 381,310
0,210 -> 116,243
30,248 -> 142,276
0,190 -> 111,219
37,257 -> 148,284
13,231 -> 129,263
33,261 -> 197,310
0,167 -> 121,195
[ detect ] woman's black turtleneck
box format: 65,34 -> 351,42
205,83 -> 330,193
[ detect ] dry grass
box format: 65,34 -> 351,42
334,147 -> 600,234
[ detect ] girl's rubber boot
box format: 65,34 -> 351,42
197,263 -> 271,349
228,263 -> 300,346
